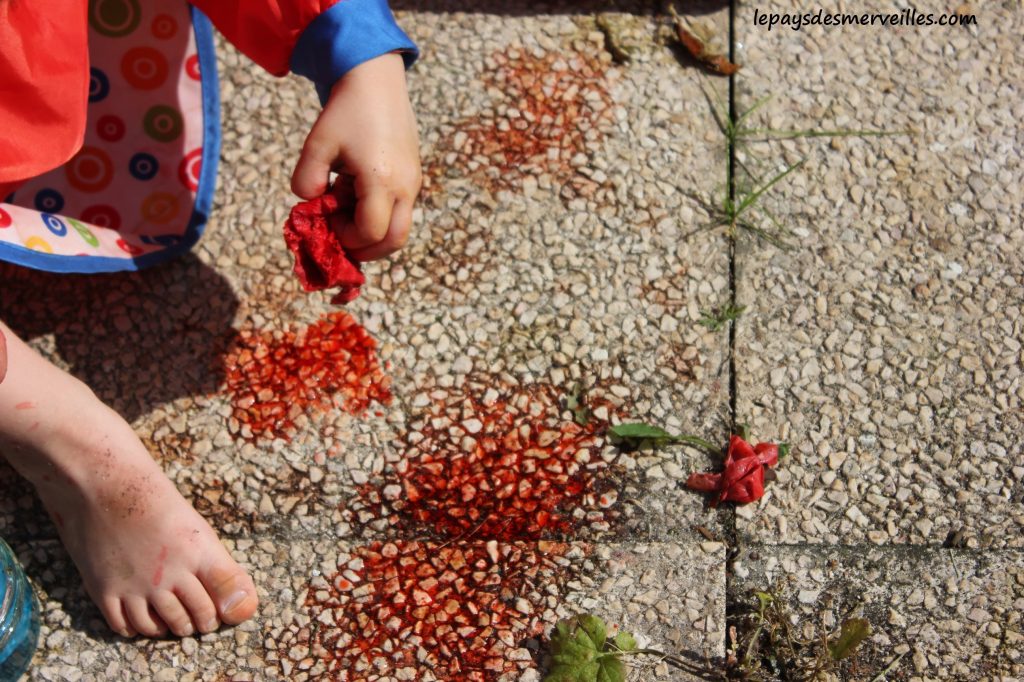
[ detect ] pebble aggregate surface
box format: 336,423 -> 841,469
0,0 -> 1021,680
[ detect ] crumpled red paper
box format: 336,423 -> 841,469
283,194 -> 364,304
686,435 -> 779,506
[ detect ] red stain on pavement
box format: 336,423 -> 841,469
424,47 -> 616,200
353,378 -> 623,540
303,540 -> 575,681
222,312 -> 391,441
293,377 -> 625,680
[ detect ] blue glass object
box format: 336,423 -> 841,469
0,538 -> 39,682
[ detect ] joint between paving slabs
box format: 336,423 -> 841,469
723,0 -> 746,658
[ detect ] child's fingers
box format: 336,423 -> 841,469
341,187 -> 394,251
290,142 -> 333,200
348,196 -> 414,262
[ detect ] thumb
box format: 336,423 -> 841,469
290,137 -> 335,200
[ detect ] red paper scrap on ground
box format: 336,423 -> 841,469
686,435 -> 779,506
283,194 -> 364,304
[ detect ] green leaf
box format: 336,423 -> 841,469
552,637 -> 599,668
737,423 -> 752,442
607,422 -> 676,451
551,618 -> 599,666
778,442 -> 790,459
609,423 -> 674,440
545,661 -> 599,682
565,383 -> 592,426
735,159 -> 806,217
543,666 -> 579,682
828,618 -> 871,660
596,655 -> 626,682
754,591 -> 773,614
576,614 -> 607,650
608,423 -> 720,454
612,631 -> 637,652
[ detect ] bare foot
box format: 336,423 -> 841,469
0,322 -> 258,637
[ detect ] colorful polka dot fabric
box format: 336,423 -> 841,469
0,0 -> 219,273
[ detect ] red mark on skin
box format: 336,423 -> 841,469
222,312 -> 391,441
15,401 -> 34,410
53,512 -> 64,528
151,546 -> 168,587
424,47 -> 615,200
293,377 -> 625,679
29,421 -> 39,432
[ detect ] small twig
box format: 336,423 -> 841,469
868,651 -> 907,682
434,514 -> 496,550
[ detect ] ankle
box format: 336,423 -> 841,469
3,381 -> 125,486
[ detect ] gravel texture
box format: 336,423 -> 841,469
9,537 -> 724,681
732,0 -> 1024,548
4,0 -> 1021,679
1,3 -> 733,679
731,545 -> 1024,679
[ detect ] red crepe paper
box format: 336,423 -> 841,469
686,435 -> 779,506
283,194 -> 365,304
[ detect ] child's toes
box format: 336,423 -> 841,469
125,596 -> 168,638
151,591 -> 194,637
100,596 -> 133,638
199,562 -> 258,625
120,603 -> 138,637
177,575 -> 220,633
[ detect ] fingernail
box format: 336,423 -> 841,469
222,590 -> 249,614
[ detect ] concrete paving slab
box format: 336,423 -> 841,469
731,544 -> 1024,680
1,3 -> 735,680
13,536 -> 724,681
731,0 -> 1024,547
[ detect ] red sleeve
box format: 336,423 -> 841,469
0,0 -> 89,187
188,0 -> 343,77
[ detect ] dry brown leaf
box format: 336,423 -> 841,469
674,20 -> 740,76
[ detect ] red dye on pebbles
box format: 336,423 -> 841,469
356,380 -> 622,540
303,540 -> 575,681
296,378 -> 624,680
424,47 -> 615,198
223,312 -> 391,441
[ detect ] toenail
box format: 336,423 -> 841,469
222,590 -> 250,614
203,618 -> 219,633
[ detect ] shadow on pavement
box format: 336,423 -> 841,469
0,255 -> 239,423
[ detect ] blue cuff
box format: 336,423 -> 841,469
290,0 -> 419,106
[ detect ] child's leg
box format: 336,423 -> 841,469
0,320 -> 258,638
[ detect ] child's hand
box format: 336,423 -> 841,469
291,53 -> 421,262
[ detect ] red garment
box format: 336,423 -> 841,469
0,0 -> 89,188
0,0 -> 342,189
